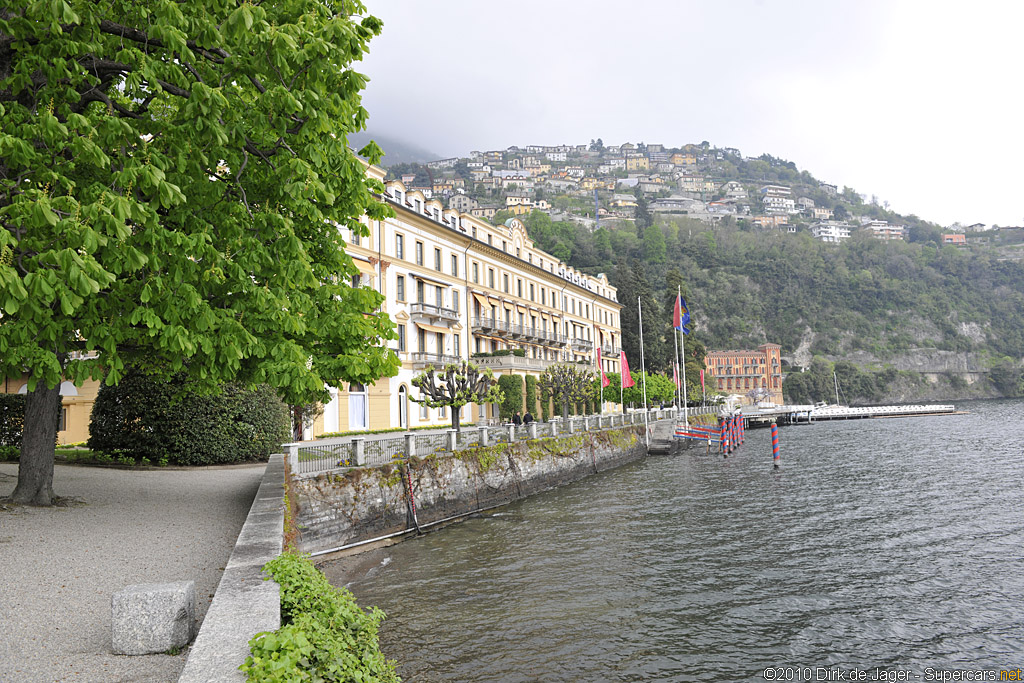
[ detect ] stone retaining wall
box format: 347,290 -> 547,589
292,424 -> 654,556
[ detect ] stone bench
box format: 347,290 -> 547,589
111,581 -> 195,655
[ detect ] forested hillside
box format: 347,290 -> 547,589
514,209 -> 1024,403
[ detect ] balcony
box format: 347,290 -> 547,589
410,352 -> 463,370
570,337 -> 594,352
472,354 -> 559,372
472,316 -> 511,336
600,345 -> 620,357
411,302 -> 459,324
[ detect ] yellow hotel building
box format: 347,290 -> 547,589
303,172 -> 624,437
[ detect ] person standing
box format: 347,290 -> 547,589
523,411 -> 534,424
512,411 -> 522,426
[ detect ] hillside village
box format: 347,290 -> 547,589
391,141 -> 1001,246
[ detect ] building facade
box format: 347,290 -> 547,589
310,175 -> 624,437
704,343 -> 784,405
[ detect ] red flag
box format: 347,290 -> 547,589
673,362 -> 681,388
672,295 -> 683,330
620,351 -> 635,388
597,348 -> 610,387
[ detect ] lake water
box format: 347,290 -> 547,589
333,399 -> 1024,682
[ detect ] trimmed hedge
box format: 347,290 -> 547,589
497,374 -> 523,421
0,394 -> 25,459
88,370 -> 289,466
524,375 -> 537,418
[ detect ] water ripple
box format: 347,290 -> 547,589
339,399 -> 1024,682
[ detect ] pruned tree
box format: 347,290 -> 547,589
539,364 -> 595,419
411,362 -> 503,432
0,1 -> 398,504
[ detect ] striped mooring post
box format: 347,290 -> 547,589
771,422 -> 780,470
739,415 -> 745,444
720,418 -> 728,457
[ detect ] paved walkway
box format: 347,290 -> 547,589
0,462 -> 265,683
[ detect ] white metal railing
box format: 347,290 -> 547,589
285,407 -> 699,478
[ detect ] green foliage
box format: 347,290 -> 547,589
497,374 -> 524,420
524,375 -> 538,417
242,552 -> 399,683
1,0 -> 399,500
87,369 -> 289,465
989,360 -> 1024,398
539,364 -> 595,419
540,382 -> 551,422
0,393 -> 25,449
621,372 -> 676,407
411,361 -> 502,431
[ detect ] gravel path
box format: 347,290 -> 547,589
0,462 -> 265,683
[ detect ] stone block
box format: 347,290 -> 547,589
111,581 -> 195,655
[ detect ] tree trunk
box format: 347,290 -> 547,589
452,409 -> 460,433
10,381 -> 61,506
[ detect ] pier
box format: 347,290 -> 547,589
741,403 -> 958,427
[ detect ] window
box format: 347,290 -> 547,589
472,226 -> 477,239
502,240 -> 507,252
420,403 -> 429,420
488,268 -> 495,289
351,231 -> 360,247
517,279 -> 522,298
451,254 -> 458,277
395,233 -> 404,259
487,234 -> 493,246
436,286 -> 443,308
452,291 -> 459,313
503,273 -> 509,293
417,279 -> 424,303
58,408 -> 67,432
472,262 -> 479,283
530,283 -> 535,301
541,288 -> 546,306
434,247 -> 441,271
398,324 -> 406,352
453,333 -> 460,356
351,274 -> 361,288
586,304 -> 590,319
415,241 -> 423,266
396,275 -> 406,301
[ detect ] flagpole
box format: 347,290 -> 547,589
638,296 -> 649,448
598,348 -> 604,415
672,306 -> 681,414
678,286 -> 689,427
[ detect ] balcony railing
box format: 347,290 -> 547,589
472,354 -> 559,371
410,352 -> 463,369
471,317 -> 569,347
600,345 -> 620,356
472,316 -> 510,336
411,302 -> 459,323
571,337 -> 594,351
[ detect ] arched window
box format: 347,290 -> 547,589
398,385 -> 408,430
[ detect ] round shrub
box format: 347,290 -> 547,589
88,370 -> 289,465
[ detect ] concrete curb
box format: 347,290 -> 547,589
178,454 -> 284,682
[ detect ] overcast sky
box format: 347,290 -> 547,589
357,1 -> 1023,228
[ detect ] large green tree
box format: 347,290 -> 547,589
0,0 -> 398,504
